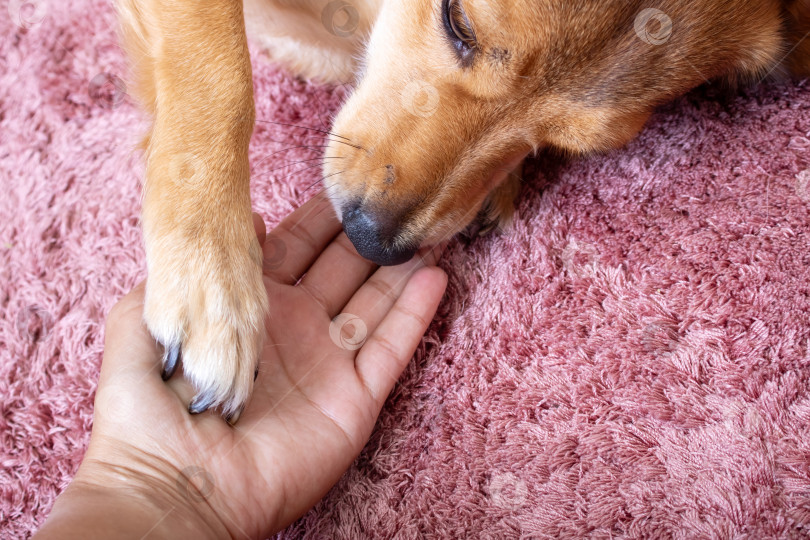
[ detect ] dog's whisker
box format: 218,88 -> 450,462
322,138 -> 365,151
303,164 -> 387,193
275,162 -> 336,183
308,92 -> 338,132
298,163 -> 387,195
256,127 -> 364,151
302,178 -> 341,196
252,153 -> 342,172
260,134 -> 360,151
254,119 -> 355,143
262,145 -> 333,160
294,169 -> 347,195
260,156 -> 345,175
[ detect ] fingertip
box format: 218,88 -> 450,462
395,266 -> 448,324
252,212 -> 267,246
416,240 -> 450,267
107,280 -> 146,328
412,265 -> 448,295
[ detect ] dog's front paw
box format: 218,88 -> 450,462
143,232 -> 268,422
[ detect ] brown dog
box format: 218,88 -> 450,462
116,0 -> 810,420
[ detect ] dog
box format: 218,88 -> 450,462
116,0 -> 810,421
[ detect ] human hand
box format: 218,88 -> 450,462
36,193 -> 447,539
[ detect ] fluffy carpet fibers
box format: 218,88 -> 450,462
3,1 -> 810,538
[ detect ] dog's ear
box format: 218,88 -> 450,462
785,0 -> 810,75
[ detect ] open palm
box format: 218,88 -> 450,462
85,193 -> 447,538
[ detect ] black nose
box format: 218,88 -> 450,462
341,204 -> 417,266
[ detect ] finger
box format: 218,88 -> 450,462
252,212 -> 266,246
337,243 -> 445,334
100,282 -> 203,405
101,282 -> 156,374
298,232 -> 376,318
263,192 -> 342,284
355,266 -> 447,407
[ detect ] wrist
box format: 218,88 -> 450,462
36,455 -> 229,540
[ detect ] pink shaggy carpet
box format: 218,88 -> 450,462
3,1 -> 810,538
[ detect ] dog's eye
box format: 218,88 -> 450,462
447,0 -> 475,44
443,0 -> 477,62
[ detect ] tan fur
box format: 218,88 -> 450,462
118,0 -> 266,417
323,0 -> 796,249
119,0 -> 810,417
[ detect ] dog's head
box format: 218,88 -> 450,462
325,0 -> 782,265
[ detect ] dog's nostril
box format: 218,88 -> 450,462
342,204 -> 361,222
341,204 -> 416,266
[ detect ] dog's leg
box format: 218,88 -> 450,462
243,0 -> 380,83
118,0 -> 266,420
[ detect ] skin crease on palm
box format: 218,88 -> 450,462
34,193 -> 448,539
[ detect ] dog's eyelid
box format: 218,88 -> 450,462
442,0 -> 479,66
448,0 -> 476,44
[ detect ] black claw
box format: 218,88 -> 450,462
226,405 -> 245,426
188,392 -> 216,415
161,345 -> 181,381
